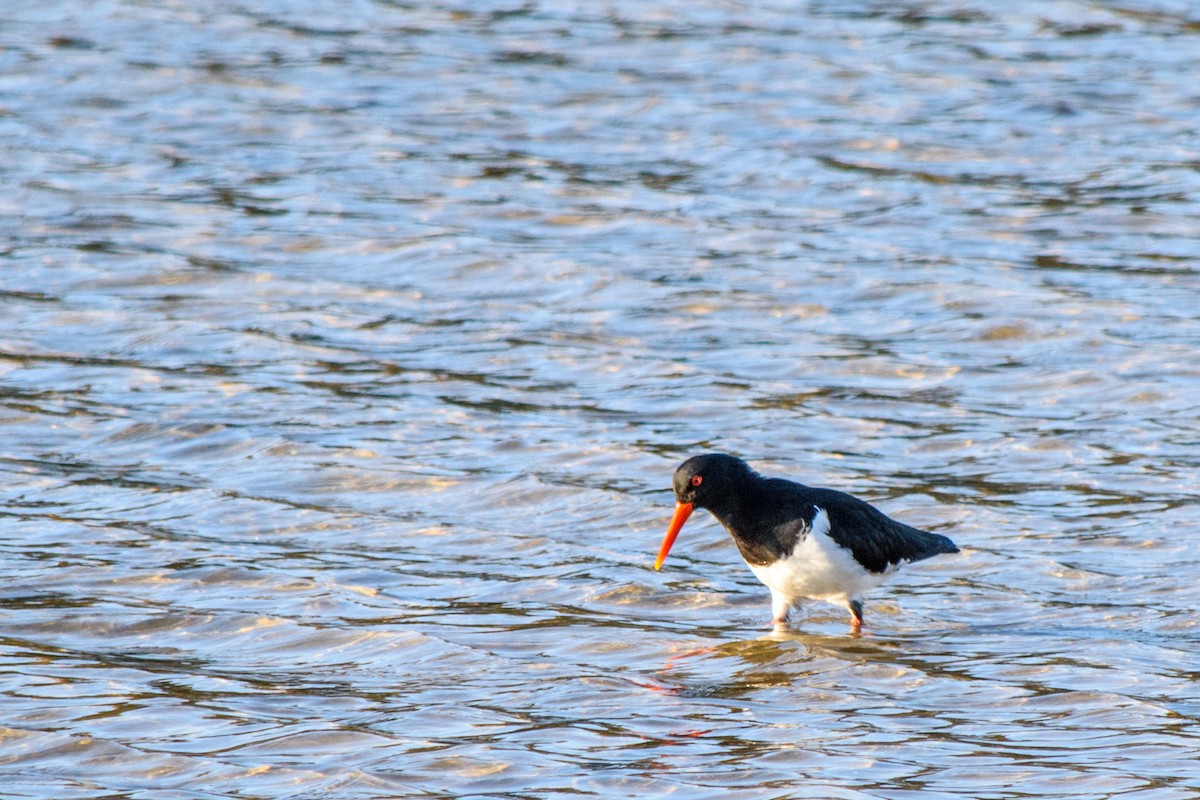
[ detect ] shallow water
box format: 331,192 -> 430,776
2,1 -> 1200,797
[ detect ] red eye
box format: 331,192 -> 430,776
690,475 -> 703,487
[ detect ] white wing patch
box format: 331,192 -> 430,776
745,506 -> 896,613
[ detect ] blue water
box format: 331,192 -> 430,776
2,2 -> 1199,798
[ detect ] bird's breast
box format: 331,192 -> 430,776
744,508 -> 894,601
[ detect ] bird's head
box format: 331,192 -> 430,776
654,453 -> 754,570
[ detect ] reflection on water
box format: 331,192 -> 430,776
3,1 -> 1200,797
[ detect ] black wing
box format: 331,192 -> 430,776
809,487 -> 958,574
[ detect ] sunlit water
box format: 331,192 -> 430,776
2,1 -> 1199,798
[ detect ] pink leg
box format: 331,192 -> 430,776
849,599 -> 864,632
769,591 -> 791,628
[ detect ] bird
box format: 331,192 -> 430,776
653,453 -> 958,631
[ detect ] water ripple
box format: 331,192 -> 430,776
2,1 -> 1200,798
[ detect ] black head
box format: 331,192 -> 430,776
672,453 -> 756,510
655,453 -> 758,570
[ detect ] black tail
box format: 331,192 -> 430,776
909,530 -> 958,562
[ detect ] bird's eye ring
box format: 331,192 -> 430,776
690,475 -> 703,487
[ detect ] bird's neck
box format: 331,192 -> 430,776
705,476 -> 799,565
707,478 -> 772,537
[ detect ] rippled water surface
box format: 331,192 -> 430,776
3,1 -> 1200,797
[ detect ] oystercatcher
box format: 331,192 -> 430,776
654,454 -> 958,630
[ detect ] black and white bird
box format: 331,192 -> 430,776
654,454 -> 958,630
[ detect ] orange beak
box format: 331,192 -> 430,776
654,501 -> 694,570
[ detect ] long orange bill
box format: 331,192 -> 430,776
654,501 -> 694,570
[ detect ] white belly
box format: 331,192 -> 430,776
745,508 -> 894,606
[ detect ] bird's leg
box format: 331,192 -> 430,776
849,599 -> 864,632
769,590 -> 792,627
